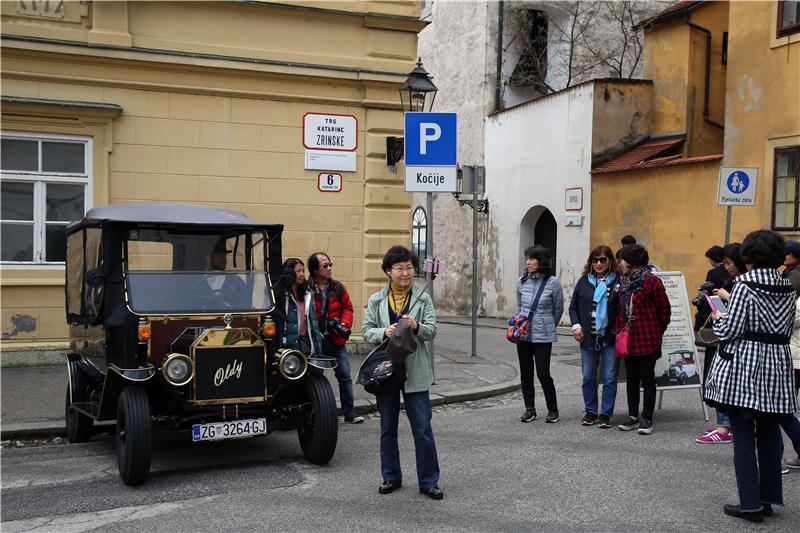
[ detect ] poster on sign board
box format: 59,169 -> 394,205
652,271 -> 702,390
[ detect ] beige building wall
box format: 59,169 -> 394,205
724,0 -> 800,236
0,0 -> 424,352
593,1 -> 800,293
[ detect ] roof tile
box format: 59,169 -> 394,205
592,137 -> 722,174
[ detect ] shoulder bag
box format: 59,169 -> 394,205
615,292 -> 634,358
694,314 -> 721,348
507,275 -> 550,344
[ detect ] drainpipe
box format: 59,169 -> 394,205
494,0 -> 504,112
684,15 -> 724,129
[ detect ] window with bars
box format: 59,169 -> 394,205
1,132 -> 92,265
412,206 -> 427,277
772,146 -> 800,230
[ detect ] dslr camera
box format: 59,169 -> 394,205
691,281 -> 716,308
328,317 -> 351,340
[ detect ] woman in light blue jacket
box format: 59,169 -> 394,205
515,245 -> 564,423
362,246 -> 442,500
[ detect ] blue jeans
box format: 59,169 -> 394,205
580,340 -> 618,417
375,389 -> 440,489
729,412 -> 783,511
716,409 -> 731,428
322,337 -> 355,417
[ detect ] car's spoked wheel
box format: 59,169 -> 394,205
297,373 -> 338,464
65,385 -> 94,443
116,386 -> 153,485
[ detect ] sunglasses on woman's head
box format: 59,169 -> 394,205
592,257 -> 609,264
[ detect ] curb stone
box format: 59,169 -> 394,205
1,382 -> 521,440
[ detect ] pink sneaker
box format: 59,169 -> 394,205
696,429 -> 732,444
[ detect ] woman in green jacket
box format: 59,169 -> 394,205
362,245 -> 441,500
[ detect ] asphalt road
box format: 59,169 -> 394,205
2,389 -> 798,532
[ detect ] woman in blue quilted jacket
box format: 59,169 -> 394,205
514,245 -> 564,424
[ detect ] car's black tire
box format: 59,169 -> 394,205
116,386 -> 152,486
298,373 -> 338,465
65,386 -> 94,443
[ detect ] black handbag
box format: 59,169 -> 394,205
357,340 -> 405,395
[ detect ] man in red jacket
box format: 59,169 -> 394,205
308,252 -> 363,423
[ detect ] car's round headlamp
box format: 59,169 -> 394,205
163,353 -> 194,386
277,349 -> 307,380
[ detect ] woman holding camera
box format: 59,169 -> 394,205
569,245 -> 619,428
515,245 -> 564,424
361,245 -> 442,500
705,230 -> 797,522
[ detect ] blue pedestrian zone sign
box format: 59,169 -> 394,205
404,112 -> 457,193
717,167 -> 758,206
727,171 -> 749,194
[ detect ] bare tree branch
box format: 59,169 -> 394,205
502,0 -> 674,99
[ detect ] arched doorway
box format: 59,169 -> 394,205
519,206 -> 557,271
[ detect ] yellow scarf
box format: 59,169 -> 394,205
389,283 -> 411,316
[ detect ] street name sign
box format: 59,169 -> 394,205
303,112 -> 357,172
303,113 -> 357,151
404,112 -> 457,192
717,166 -> 758,206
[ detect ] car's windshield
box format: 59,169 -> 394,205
124,229 -> 272,314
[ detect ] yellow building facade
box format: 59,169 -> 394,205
592,0 -> 800,291
0,0 -> 424,355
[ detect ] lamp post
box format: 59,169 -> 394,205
386,58 -> 438,167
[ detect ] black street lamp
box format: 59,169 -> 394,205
387,58 -> 438,166
399,58 -> 438,113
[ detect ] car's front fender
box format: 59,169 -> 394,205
97,364 -> 156,420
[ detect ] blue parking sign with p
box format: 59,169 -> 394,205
404,112 -> 457,166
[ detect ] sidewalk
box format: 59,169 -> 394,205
1,318 -> 553,440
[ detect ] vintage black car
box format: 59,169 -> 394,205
64,203 -> 338,485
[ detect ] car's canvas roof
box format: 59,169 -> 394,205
66,203 -> 281,233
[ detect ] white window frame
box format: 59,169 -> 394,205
1,130 -> 93,269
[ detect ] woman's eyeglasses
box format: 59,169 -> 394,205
591,257 -> 609,264
391,266 -> 415,273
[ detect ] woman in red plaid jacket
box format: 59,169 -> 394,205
614,244 -> 671,435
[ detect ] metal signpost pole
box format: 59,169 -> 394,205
404,111 -> 457,380
471,186 -> 478,357
427,191 -> 435,378
724,205 -> 732,245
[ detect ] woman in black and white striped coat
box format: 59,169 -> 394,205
705,230 -> 798,523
